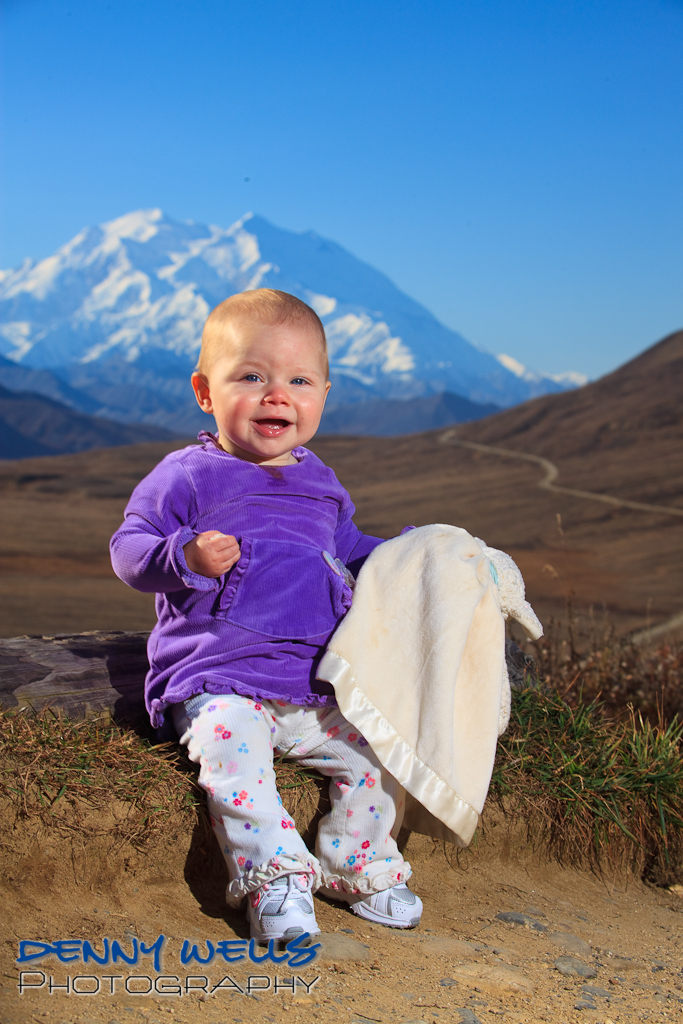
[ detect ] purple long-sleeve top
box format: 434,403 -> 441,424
110,435 -> 384,727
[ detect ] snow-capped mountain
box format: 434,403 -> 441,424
0,209 -> 580,431
497,353 -> 588,389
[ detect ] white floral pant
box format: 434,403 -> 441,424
172,692 -> 410,904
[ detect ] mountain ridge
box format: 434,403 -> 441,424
452,329 -> 683,507
0,383 -> 174,459
455,329 -> 683,451
0,209 -> 582,435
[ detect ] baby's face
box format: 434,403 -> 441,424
192,318 -> 331,465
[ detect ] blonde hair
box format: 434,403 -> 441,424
197,289 -> 328,377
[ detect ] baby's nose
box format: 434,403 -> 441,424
263,381 -> 290,404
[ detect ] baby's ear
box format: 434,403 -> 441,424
191,372 -> 213,413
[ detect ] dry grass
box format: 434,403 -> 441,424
0,708 -> 199,849
0,706 -> 324,854
1,646 -> 680,886
490,687 -> 682,886
527,606 -> 683,723
495,619 -> 682,885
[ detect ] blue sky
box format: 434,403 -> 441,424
1,0 -> 681,379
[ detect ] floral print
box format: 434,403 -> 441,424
173,692 -> 411,901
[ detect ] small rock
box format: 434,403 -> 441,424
548,930 -> 592,957
574,998 -> 597,1010
455,1011 -> 484,1024
439,977 -> 458,987
554,955 -> 598,979
489,944 -> 518,962
315,932 -> 370,960
449,963 -> 534,995
496,911 -> 547,932
581,984 -> 612,1000
420,934 -> 481,957
604,953 -> 637,971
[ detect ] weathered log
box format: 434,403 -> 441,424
0,631 -> 538,737
0,630 -> 150,730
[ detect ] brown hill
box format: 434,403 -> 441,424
454,329 -> 683,507
0,332 -> 681,643
0,383 -> 175,458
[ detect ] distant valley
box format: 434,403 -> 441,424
0,383 -> 173,459
1,330 -> 680,647
0,377 -> 499,457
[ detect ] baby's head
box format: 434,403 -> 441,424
196,289 -> 328,378
192,289 -> 331,465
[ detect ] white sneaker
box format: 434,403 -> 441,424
247,873 -> 320,944
322,882 -> 423,929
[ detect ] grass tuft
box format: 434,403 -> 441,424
490,686 -> 682,885
527,609 -> 682,724
1,669 -> 680,886
0,707 -> 199,849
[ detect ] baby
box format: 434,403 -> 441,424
110,288 -> 421,944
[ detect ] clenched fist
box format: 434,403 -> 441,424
183,531 -> 241,578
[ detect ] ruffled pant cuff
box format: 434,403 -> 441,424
318,860 -> 412,898
225,853 -> 323,906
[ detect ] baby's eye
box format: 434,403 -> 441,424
291,377 -> 310,386
243,373 -> 262,382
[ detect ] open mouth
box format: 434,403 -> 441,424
253,418 -> 292,437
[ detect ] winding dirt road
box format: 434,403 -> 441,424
439,430 -> 683,643
439,431 -> 683,518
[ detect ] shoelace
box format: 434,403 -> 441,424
268,872 -> 311,911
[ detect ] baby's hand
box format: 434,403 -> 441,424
184,531 -> 241,578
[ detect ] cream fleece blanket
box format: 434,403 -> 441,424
317,524 -> 542,847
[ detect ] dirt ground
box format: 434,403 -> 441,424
1,803 -> 680,1024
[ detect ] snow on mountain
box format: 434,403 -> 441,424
547,369 -> 589,388
497,353 -> 537,381
497,353 -> 588,392
0,210 -> 583,429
